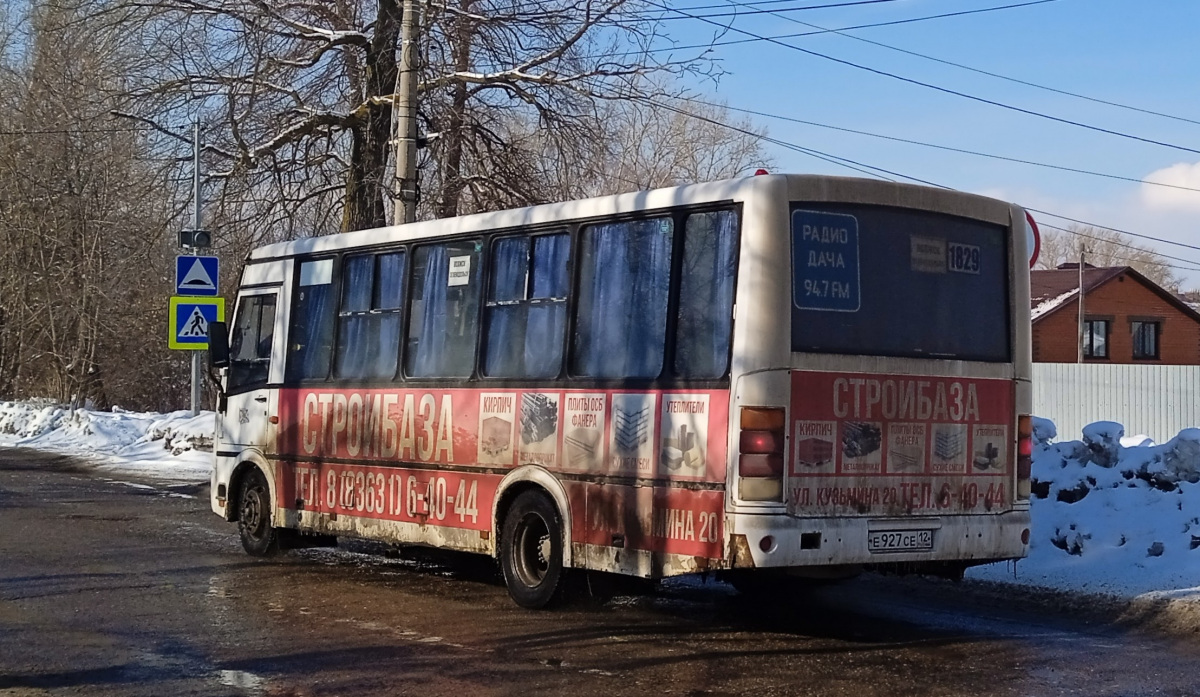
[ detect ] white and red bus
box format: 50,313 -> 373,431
209,174 -> 1033,608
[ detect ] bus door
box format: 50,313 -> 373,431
220,290 -> 280,451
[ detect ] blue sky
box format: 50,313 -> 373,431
658,0 -> 1200,287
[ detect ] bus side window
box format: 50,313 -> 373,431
406,241 -> 482,378
335,251 -> 405,380
286,259 -> 336,382
675,210 -> 739,378
572,217 -> 674,379
228,293 -> 276,392
484,233 -> 569,378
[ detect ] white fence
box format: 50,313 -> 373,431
1032,363 -> 1200,443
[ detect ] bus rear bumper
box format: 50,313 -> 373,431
726,507 -> 1030,570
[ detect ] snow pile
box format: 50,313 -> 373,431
969,418 -> 1200,599
0,401 -> 213,483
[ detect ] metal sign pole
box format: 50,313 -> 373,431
191,121 -> 202,416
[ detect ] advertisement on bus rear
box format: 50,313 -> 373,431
787,370 -> 1014,517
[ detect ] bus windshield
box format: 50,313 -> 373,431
790,203 -> 1010,362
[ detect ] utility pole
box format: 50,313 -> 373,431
1077,246 -> 1086,363
191,121 -> 202,416
394,0 -> 421,225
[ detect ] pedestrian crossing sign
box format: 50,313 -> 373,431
169,296 -> 225,350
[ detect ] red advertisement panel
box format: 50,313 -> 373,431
788,371 -> 1014,516
277,461 -> 499,531
274,387 -> 729,483
572,481 -> 725,559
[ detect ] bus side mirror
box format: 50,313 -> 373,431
209,321 -> 230,369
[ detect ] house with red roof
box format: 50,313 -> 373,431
1030,264 -> 1200,364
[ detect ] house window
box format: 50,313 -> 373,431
1131,321 -> 1160,360
1083,319 -> 1109,359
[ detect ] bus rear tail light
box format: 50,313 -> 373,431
1016,414 -> 1033,500
740,407 -> 785,502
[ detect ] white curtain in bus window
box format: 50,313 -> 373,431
572,217 -> 673,378
286,258 -> 336,381
335,251 -> 405,380
675,210 -> 739,378
484,233 -> 569,378
228,294 -> 276,391
406,241 -> 482,378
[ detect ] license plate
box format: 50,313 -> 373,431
868,529 -> 934,553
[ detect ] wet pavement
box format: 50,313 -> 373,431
2,447 -> 1199,696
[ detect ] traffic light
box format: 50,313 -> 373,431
179,229 -> 212,248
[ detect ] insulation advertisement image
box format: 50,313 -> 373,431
658,394 -> 709,477
788,371 -> 1014,517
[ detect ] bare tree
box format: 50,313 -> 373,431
107,0 -> 707,233
1036,224 -> 1182,292
0,0 -> 187,409
551,93 -> 774,198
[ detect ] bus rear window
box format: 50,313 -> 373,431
791,204 -> 1010,362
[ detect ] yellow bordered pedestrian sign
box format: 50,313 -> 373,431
169,296 -> 225,350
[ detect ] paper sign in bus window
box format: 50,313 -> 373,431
477,392 -> 516,465
911,236 -> 946,274
659,394 -> 709,477
518,392 -> 559,468
448,255 -> 471,286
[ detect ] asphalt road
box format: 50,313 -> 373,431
2,447 -> 1199,697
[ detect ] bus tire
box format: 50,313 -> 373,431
500,490 -> 565,609
237,468 -> 281,557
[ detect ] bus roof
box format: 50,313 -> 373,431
247,174 -> 1013,261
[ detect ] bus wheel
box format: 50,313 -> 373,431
238,469 -> 281,557
500,491 -> 564,609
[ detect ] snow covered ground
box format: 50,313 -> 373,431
0,401 -> 213,484
968,418 -> 1200,602
2,399 -> 1199,606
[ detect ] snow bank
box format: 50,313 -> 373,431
0,401 -> 213,483
969,418 -> 1200,600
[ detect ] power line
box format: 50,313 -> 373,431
1026,208 -> 1200,255
644,0 -> 1200,157
661,0 -> 907,13
0,127 -> 154,135
627,93 -> 1200,268
567,0 -> 1064,65
722,0 -> 1200,128
669,94 -> 1200,195
657,0 -> 1053,20
1038,221 -> 1200,273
